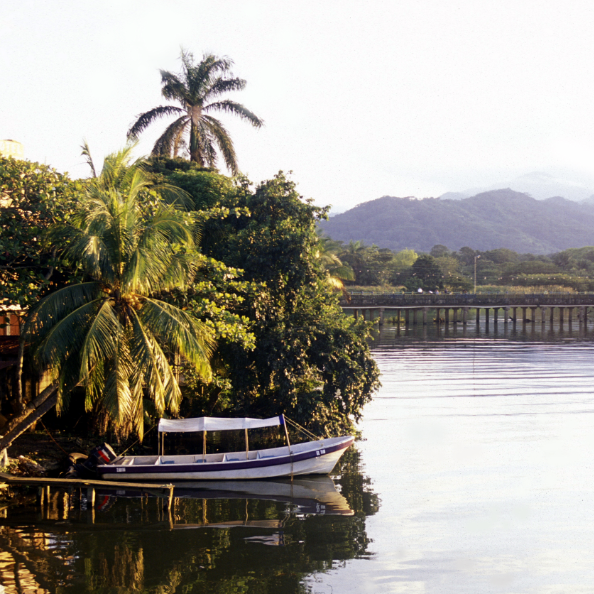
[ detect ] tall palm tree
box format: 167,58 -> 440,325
127,50 -> 263,174
19,146 -> 214,439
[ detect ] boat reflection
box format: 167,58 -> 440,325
98,476 -> 354,519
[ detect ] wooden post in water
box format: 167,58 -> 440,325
422,308 -> 428,325
568,307 -> 573,325
550,307 -> 554,325
485,308 -> 489,326
476,307 -> 480,324
452,308 -> 458,324
541,307 -> 547,327
531,307 -> 537,324
504,307 -> 509,323
493,308 -> 498,324
462,307 -> 468,325
444,308 -> 450,325
379,307 -> 385,326
522,307 -> 527,324
559,307 -> 564,326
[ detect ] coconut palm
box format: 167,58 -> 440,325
316,233 -> 355,290
18,146 -> 214,439
127,50 -> 263,174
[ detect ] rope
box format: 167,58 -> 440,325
39,419 -> 71,457
118,424 -> 157,457
284,416 -> 320,440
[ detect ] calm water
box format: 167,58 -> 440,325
2,322 -> 594,593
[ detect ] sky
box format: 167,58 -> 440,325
4,0 -> 594,212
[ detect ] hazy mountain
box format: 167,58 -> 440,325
441,171 -> 594,202
319,189 -> 594,254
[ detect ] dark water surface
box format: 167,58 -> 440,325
2,322 -> 594,593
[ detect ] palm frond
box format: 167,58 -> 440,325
203,77 -> 246,100
78,300 -> 120,382
204,99 -> 264,128
152,116 -> 189,157
140,298 -> 214,381
202,116 -> 238,175
80,139 -> 97,178
127,105 -> 185,139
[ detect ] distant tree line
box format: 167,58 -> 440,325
318,237 -> 594,292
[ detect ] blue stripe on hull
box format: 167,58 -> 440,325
98,437 -> 353,479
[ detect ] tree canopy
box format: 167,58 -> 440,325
22,148 -> 214,438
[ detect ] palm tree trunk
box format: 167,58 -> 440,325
0,382 -> 58,462
189,120 -> 203,165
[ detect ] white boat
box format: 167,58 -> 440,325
97,415 -> 354,481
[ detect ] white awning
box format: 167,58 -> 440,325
158,415 -> 284,433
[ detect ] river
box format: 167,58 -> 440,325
1,322 -> 594,593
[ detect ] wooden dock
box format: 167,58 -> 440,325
0,471 -> 175,509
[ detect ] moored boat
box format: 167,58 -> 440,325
97,415 -> 354,481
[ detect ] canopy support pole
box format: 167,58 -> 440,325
245,428 -> 249,460
203,431 -> 206,463
161,432 -> 165,457
282,416 -> 292,454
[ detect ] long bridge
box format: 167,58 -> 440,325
340,292 -> 594,327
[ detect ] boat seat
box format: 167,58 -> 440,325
161,460 -> 175,464
224,454 -> 244,462
257,452 -> 277,460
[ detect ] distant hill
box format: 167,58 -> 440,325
440,171 -> 594,202
318,189 -> 594,254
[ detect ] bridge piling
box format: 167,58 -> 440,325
494,307 -> 499,324
423,307 -> 428,325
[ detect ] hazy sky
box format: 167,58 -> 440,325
4,0 -> 594,212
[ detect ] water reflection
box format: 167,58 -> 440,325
0,448 -> 378,593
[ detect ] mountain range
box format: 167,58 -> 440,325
319,189 -> 594,254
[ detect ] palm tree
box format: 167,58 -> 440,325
3,146 -> 214,446
127,50 -> 263,174
316,233 -> 354,290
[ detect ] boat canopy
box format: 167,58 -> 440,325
158,415 -> 284,433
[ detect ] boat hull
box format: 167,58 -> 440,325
98,436 -> 354,481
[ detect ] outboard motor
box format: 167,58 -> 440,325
66,443 -> 117,479
89,443 -> 117,466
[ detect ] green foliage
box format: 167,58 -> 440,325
0,157 -> 82,310
172,170 -> 380,435
23,148 -> 214,439
404,254 -> 444,291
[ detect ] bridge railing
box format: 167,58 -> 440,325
341,293 -> 594,307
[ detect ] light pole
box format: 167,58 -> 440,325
474,255 -> 481,294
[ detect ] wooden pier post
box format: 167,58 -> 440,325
504,307 -> 509,323
422,308 -> 428,325
541,307 -> 547,326
462,307 -> 468,325
444,308 -> 450,325
550,307 -> 554,325
476,307 -> 480,324
493,308 -> 498,324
